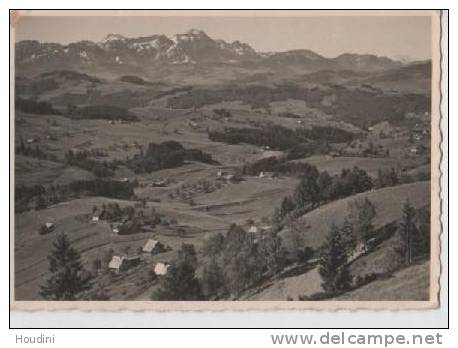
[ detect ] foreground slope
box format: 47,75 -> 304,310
334,261 -> 430,301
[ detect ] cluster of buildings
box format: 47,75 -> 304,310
107,238 -> 169,276
246,223 -> 273,243
410,122 -> 430,142
149,178 -> 168,187
216,169 -> 277,182
216,169 -> 239,183
258,171 -> 277,179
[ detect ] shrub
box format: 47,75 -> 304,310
209,125 -> 303,150
70,104 -> 138,122
128,141 -> 215,173
16,98 -> 60,115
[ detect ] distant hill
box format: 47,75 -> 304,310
295,61 -> 431,94
333,53 -> 402,71
357,62 -> 432,94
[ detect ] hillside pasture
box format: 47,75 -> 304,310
290,155 -> 400,177
13,196 -> 221,300
244,267 -> 322,301
15,155 -> 95,187
280,181 -> 430,250
334,261 -> 430,301
194,176 -> 297,224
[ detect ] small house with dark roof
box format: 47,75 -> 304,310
108,255 -> 141,273
142,239 -> 165,254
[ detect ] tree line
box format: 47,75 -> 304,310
274,165 -> 373,225
64,150 -> 118,178
65,141 -> 216,177
209,124 -> 356,153
16,97 -> 60,115
15,179 -> 134,212
67,104 -> 138,122
209,125 -> 303,150
16,138 -> 57,161
127,140 -> 215,174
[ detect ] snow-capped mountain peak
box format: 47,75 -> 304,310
15,29 -> 402,74
102,33 -> 127,42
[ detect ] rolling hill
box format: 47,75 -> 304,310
280,181 -> 430,250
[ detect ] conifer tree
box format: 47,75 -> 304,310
294,171 -> 319,208
202,256 -> 225,298
340,217 -> 356,257
280,196 -> 296,219
415,208 -> 431,257
283,219 -> 306,262
317,170 -> 333,202
398,200 -> 417,265
258,230 -> 287,276
35,195 -> 47,210
40,233 -> 91,300
348,198 -> 376,249
319,223 -> 352,294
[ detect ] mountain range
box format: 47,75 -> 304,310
16,29 -> 406,78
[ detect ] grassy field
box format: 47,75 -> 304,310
15,108 -> 268,166
14,196 -> 218,300
249,181 -> 430,301
14,172 -> 299,299
246,244 -> 430,301
280,181 -> 430,250
291,155 -> 400,177
13,106 -> 431,300
14,104 -> 303,299
15,155 -> 95,186
14,70 -> 432,301
193,176 -> 297,224
244,267 -> 322,301
334,261 -> 430,301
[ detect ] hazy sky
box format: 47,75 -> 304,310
15,15 -> 432,60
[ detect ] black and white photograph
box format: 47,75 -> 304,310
10,10 -> 442,310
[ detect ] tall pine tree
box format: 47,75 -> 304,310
398,200 -> 418,265
40,233 -> 91,300
340,217 -> 356,257
319,223 -> 352,294
294,168 -> 319,208
415,208 -> 431,257
348,198 -> 376,249
202,256 -> 225,298
280,196 -> 296,219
